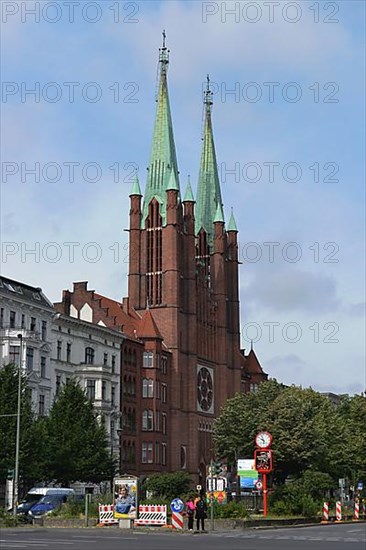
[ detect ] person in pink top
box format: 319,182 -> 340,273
185,496 -> 195,531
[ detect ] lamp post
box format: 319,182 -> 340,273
13,333 -> 24,516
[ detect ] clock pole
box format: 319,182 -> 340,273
263,472 -> 267,516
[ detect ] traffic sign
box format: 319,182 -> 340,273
255,480 -> 263,490
170,498 -> 184,513
357,482 -> 363,491
196,485 -> 202,492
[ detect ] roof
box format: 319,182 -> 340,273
242,349 -> 267,375
137,309 -> 163,340
93,294 -> 139,339
0,275 -> 54,310
227,208 -> 238,232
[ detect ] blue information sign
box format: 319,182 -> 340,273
170,498 -> 184,513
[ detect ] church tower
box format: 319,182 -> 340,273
128,33 -> 242,479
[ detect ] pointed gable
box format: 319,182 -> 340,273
137,309 -> 163,340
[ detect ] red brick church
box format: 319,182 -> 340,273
56,35 -> 267,481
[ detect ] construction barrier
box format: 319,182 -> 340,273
354,502 -> 360,520
335,501 -> 342,522
322,502 -> 329,522
171,511 -> 184,530
98,504 -> 118,525
134,505 -> 167,526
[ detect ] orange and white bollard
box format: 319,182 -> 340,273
322,502 -> 329,522
335,501 -> 342,522
353,502 -> 360,521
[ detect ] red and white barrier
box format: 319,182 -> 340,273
134,505 -> 167,526
335,501 -> 342,521
98,504 -> 118,525
354,502 -> 360,520
323,502 -> 329,521
171,511 -> 184,530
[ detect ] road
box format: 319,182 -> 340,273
0,523 -> 365,550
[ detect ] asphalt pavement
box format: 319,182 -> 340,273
0,523 -> 365,550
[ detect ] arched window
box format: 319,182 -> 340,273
142,378 -> 153,398
142,409 -> 153,431
85,347 -> 94,364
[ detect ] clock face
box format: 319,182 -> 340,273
197,366 -> 214,413
255,431 -> 272,449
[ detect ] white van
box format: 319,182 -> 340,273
16,487 -> 75,516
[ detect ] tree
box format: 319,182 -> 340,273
213,379 -> 284,466
143,472 -> 191,500
0,363 -> 45,491
45,379 -> 115,485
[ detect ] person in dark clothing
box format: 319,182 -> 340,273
195,494 -> 207,531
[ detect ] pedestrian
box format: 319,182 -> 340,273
195,494 -> 207,532
185,495 -> 195,531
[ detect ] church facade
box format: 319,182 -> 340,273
55,36 -> 267,481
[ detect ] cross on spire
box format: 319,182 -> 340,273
159,29 -> 169,71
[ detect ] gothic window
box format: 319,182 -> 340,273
142,378 -> 154,398
142,409 -> 153,431
143,352 -> 154,368
146,199 -> 163,306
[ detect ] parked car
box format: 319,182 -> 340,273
28,494 -> 68,518
16,488 -> 75,518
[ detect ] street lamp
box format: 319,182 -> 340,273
13,333 -> 24,516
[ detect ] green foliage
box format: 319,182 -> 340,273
0,363 -> 44,490
214,380 -> 366,486
143,472 -> 191,500
211,500 -> 249,518
50,495 -> 100,519
46,379 -> 116,485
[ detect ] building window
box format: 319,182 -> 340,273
10,311 -> 16,328
57,340 -> 62,361
143,352 -> 154,368
56,375 -> 61,395
102,381 -> 107,401
0,307 -> 4,328
180,445 -> 187,469
111,354 -> 116,373
142,409 -> 153,431
40,356 -> 46,378
21,314 -> 25,329
111,385 -> 116,406
142,442 -> 153,464
142,378 -> 154,398
85,347 -> 94,365
250,383 -> 258,393
30,317 -> 36,331
161,355 -> 167,374
162,443 -> 167,466
156,380 -> 161,399
86,379 -> 96,401
41,320 -> 47,340
38,395 -> 45,416
155,410 -> 160,431
9,345 -> 20,365
162,412 -> 167,435
161,383 -> 167,404
103,352 -> 108,366
110,419 -> 115,440
66,342 -> 71,362
26,347 -> 34,371
155,441 -> 160,464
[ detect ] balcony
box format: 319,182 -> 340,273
0,327 -> 41,342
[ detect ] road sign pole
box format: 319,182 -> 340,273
263,473 -> 267,517
210,459 -> 214,531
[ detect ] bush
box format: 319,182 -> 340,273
212,500 -> 249,519
142,472 -> 192,500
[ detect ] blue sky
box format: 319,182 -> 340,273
1,1 -> 365,394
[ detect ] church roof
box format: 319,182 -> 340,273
195,77 -> 223,247
141,32 -> 180,227
129,173 -> 142,196
183,177 -> 195,202
227,208 -> 238,231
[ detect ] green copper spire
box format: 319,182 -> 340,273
195,75 -> 223,246
183,176 -> 195,202
129,172 -> 142,196
227,207 -> 238,231
213,201 -> 225,223
166,167 -> 179,191
142,31 -> 180,226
